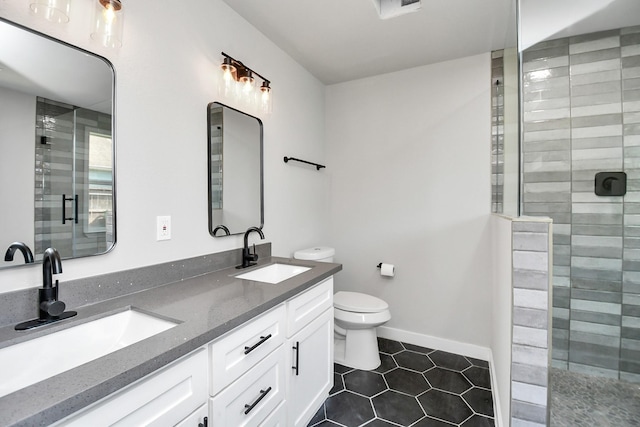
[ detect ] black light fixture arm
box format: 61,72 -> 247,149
221,52 -> 270,85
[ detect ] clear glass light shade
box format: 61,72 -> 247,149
260,84 -> 272,115
29,0 -> 71,24
220,60 -> 237,99
91,0 -> 124,48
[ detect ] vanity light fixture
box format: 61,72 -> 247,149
90,0 -> 124,48
29,0 -> 72,24
220,52 -> 272,114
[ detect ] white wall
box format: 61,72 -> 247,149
325,53 -> 494,349
0,87 -> 35,265
0,0 -> 328,292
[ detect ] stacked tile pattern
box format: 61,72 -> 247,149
511,220 -> 552,427
209,106 -> 223,209
309,338 -> 495,427
491,50 -> 505,214
34,97 -> 113,259
522,26 -> 640,382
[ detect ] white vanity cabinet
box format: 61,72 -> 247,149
208,276 -> 334,427
53,347 -> 209,426
286,277 -> 334,427
208,305 -> 287,426
49,276 -> 334,427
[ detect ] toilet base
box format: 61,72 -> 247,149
334,328 -> 381,370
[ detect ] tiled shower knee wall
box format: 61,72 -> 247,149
522,26 -> 640,382
511,220 -> 552,427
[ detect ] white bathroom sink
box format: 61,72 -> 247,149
0,308 -> 178,398
235,263 -> 311,284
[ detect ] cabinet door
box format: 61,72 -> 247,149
287,308 -> 333,427
259,402 -> 287,427
54,347 -> 208,427
286,277 -> 333,337
175,403 -> 208,427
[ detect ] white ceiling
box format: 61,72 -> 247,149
221,0 -> 640,85
221,0 -> 516,85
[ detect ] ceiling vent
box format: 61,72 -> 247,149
372,0 -> 422,20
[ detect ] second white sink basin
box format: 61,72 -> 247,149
236,263 -> 311,284
0,308 -> 178,398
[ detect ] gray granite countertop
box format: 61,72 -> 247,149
0,256 -> 341,427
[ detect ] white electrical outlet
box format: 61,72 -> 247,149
157,216 -> 171,241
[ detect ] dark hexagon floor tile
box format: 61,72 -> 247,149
373,353 -> 397,374
334,363 -> 353,374
402,342 -> 434,354
310,421 -> 342,427
418,389 -> 473,424
330,372 -> 345,395
463,387 -> 494,417
362,419 -> 398,426
385,367 -> 431,395
460,414 -> 495,427
413,416 -> 457,426
429,350 -> 472,371
372,390 -> 425,426
466,357 -> 490,369
325,391 -> 375,426
425,367 -> 473,394
308,404 -> 325,425
394,350 -> 435,372
344,370 -> 387,397
378,337 -> 404,355
463,366 -> 492,389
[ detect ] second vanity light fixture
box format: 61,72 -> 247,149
220,52 -> 273,115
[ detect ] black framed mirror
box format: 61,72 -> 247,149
207,102 -> 263,237
0,18 -> 116,268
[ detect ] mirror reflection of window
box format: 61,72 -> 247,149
87,132 -> 113,233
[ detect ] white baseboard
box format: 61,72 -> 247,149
377,326 -> 492,361
376,325 -> 505,427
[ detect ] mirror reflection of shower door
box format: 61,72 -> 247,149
36,102 -> 75,258
35,98 -> 113,260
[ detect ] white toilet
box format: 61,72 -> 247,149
294,246 -> 391,371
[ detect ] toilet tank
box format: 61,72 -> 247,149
294,246 -> 335,263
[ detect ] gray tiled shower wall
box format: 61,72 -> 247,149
522,26 -> 640,382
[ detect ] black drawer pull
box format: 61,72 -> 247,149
244,386 -> 272,415
244,334 -> 272,355
292,341 -> 300,376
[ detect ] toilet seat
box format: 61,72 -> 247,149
334,291 -> 389,313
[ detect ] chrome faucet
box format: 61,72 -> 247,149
237,227 -> 265,269
15,247 -> 77,330
4,242 -> 35,264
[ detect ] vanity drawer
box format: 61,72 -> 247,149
286,277 -> 333,337
260,401 -> 287,427
209,346 -> 285,427
210,304 -> 286,395
54,347 -> 208,427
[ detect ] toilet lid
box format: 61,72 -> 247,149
334,291 -> 389,313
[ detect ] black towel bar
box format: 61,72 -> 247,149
283,156 -> 325,170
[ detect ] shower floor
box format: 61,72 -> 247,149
550,368 -> 640,427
